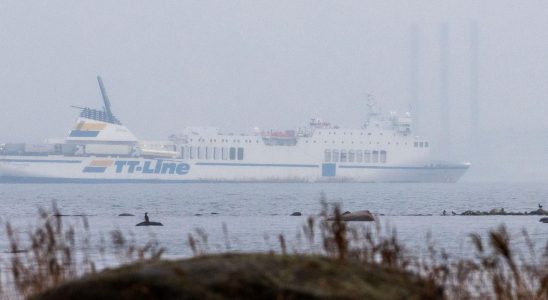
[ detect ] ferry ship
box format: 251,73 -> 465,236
0,77 -> 469,183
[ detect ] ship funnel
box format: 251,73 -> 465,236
97,76 -> 114,123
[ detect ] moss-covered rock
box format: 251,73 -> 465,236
33,254 -> 442,300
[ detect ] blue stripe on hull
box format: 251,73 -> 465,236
0,159 -> 82,164
82,166 -> 107,173
338,165 -> 469,170
196,162 -> 319,168
69,130 -> 100,137
0,177 -> 315,184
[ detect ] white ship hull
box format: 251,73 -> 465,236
0,156 -> 469,183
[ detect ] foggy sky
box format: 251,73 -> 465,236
1,1 -> 547,182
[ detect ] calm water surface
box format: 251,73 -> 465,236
0,182 -> 546,260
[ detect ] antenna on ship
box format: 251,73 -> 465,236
365,93 -> 377,126
97,76 -> 114,123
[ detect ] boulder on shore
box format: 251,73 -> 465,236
118,213 -> 135,217
290,212 -> 302,216
136,221 -> 163,226
33,254 -> 442,300
328,210 -> 376,222
540,217 -> 548,223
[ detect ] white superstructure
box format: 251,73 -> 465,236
0,78 -> 469,183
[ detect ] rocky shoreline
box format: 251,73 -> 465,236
32,254 -> 441,300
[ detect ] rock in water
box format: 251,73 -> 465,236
328,210 -> 376,222
290,212 -> 302,216
136,221 -> 163,226
540,217 -> 548,223
118,213 -> 135,217
529,209 -> 548,215
33,254 -> 441,300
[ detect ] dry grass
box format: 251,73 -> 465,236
2,203 -> 164,299
1,197 -> 548,299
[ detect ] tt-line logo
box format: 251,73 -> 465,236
83,159 -> 190,175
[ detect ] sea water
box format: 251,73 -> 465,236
0,182 -> 546,262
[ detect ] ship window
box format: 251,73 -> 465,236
364,150 -> 371,163
340,150 -> 347,162
419,142 -> 424,148
372,151 -> 379,163
213,147 -> 220,160
222,148 -> 228,160
414,142 -> 418,148
324,150 -> 331,162
348,150 -> 355,162
380,150 -> 387,163
425,142 -> 429,147
237,147 -> 244,160
333,150 -> 340,162
229,147 -> 236,160
188,147 -> 196,159
206,147 -> 212,160
197,147 -> 203,159
180,146 -> 185,159
185,147 -> 191,159
356,150 -> 363,162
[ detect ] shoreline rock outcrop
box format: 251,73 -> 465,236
459,208 -> 548,216
33,254 -> 441,300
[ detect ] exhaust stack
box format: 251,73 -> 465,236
97,76 -> 115,123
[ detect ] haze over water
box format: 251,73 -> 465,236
1,1 -> 548,182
